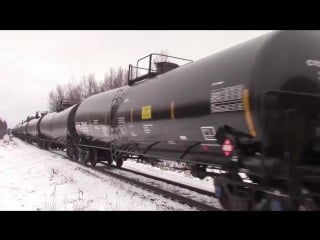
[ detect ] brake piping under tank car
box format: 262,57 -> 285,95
12,30 -> 320,211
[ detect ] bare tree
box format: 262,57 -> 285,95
87,74 -> 100,96
113,67 -> 127,88
0,118 -> 7,139
100,67 -> 127,92
153,49 -> 169,64
48,84 -> 66,112
48,90 -> 57,112
48,66 -> 128,111
79,75 -> 89,99
56,84 -> 65,101
79,74 -> 100,99
65,81 -> 82,102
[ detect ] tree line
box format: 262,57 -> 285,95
48,66 -> 128,112
48,50 -> 170,112
0,118 -> 8,139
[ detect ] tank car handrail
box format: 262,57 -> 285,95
130,65 -> 153,72
180,142 -> 201,159
136,53 -> 193,76
136,53 -> 193,68
128,53 -> 193,85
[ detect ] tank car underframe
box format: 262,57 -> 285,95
68,138 -> 125,167
67,136 -> 223,178
33,136 -> 66,150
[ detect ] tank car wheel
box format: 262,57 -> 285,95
44,142 -> 49,150
66,144 -> 71,158
198,171 -> 206,180
299,189 -> 319,211
79,148 -> 87,164
72,150 -> 79,162
90,149 -> 98,167
214,185 -> 231,210
69,146 -> 79,162
90,160 -> 97,167
191,165 -> 206,180
105,151 -> 113,165
107,158 -> 113,165
116,159 -> 123,168
214,176 -> 239,211
219,194 -> 231,210
300,198 -> 318,211
149,158 -> 158,166
66,141 -> 78,161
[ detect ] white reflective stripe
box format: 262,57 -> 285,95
222,144 -> 233,152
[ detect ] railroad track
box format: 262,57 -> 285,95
49,149 -> 222,211
102,162 -> 216,197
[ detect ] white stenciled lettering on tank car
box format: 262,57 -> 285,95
306,59 -> 320,68
211,81 -> 224,86
117,117 -> 126,124
210,84 -> 245,113
101,125 -> 110,138
75,121 -> 89,133
142,124 -> 153,134
200,126 -> 217,141
92,120 -> 100,130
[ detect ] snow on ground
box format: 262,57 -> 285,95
0,138 -> 197,211
123,161 -> 215,193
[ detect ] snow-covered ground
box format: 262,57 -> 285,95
123,161 -> 215,193
0,138 -> 202,211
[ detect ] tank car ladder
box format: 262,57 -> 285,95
110,87 -> 125,137
110,87 -> 126,167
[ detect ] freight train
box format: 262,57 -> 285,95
13,30 -> 320,210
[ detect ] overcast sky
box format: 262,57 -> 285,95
0,30 -> 272,128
